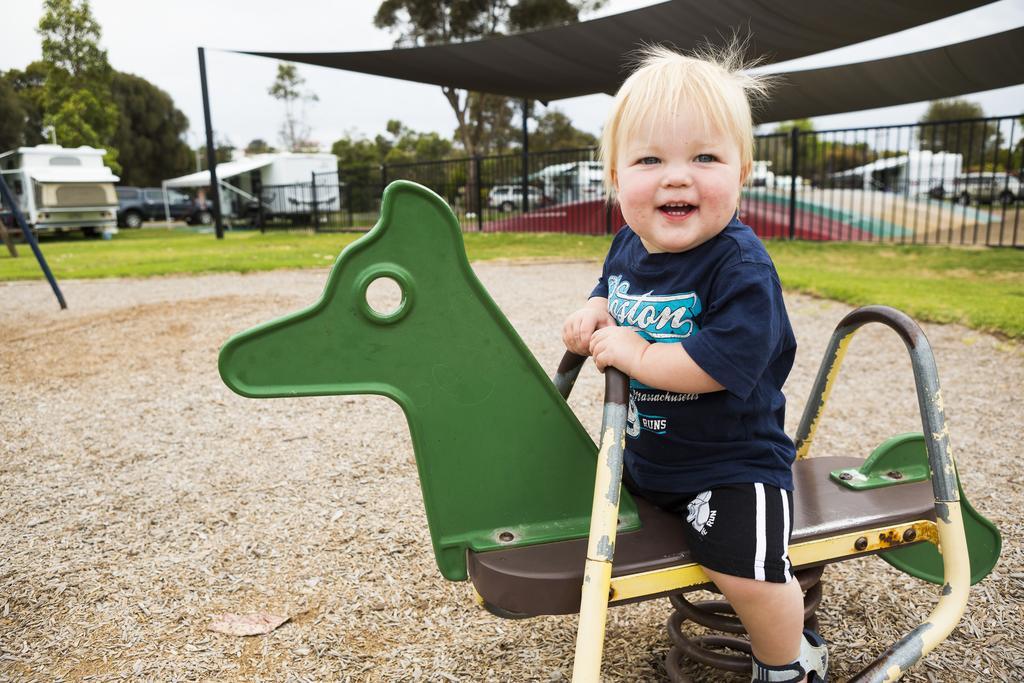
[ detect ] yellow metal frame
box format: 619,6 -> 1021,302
795,333 -> 852,460
566,307 -> 976,682
571,423 -> 625,682
790,310 -> 974,681
609,520 -> 938,603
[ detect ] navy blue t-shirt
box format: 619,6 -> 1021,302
589,217 -> 797,493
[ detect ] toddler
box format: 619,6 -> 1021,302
562,45 -> 827,682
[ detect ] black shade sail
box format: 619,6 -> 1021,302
757,26 -> 1024,122
239,0 -> 997,106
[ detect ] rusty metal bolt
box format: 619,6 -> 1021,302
903,528 -> 917,543
854,536 -> 869,551
498,531 -> 514,543
838,471 -> 853,481
886,470 -> 904,480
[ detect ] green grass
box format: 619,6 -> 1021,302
2,227 -> 1022,338
0,227 -> 613,280
0,227 -> 363,279
765,241 -> 1024,339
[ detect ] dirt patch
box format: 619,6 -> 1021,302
1,266 -> 1021,681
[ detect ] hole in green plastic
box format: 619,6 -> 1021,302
366,277 -> 403,316
358,268 -> 412,324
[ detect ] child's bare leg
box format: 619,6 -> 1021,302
702,567 -> 804,666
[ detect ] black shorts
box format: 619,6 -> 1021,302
623,468 -> 794,583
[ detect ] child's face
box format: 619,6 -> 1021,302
613,107 -> 745,253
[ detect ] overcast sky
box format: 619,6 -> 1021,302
3,0 -> 1023,153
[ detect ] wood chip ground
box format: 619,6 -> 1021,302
1,262 -> 1021,682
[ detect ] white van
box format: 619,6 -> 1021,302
0,144 -> 120,237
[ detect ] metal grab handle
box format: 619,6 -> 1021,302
554,350 -> 630,683
554,350 -> 588,400
794,305 -> 971,681
796,306 -> 957,498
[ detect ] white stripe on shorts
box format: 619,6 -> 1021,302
754,482 -> 766,581
780,489 -> 792,582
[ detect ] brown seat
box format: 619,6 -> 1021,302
468,456 -> 937,616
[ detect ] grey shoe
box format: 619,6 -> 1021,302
750,629 -> 828,683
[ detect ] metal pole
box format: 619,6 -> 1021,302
198,47 -> 224,239
0,173 -> 67,309
310,171 -> 319,232
253,172 -> 265,233
571,366 -> 629,682
161,181 -> 171,226
474,156 -> 483,232
789,127 -> 799,240
345,171 -> 353,228
0,212 -> 16,257
521,98 -> 530,214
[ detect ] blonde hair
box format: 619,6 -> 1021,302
599,42 -> 771,196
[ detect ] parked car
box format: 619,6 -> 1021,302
952,172 -> 1022,206
487,185 -> 545,212
116,186 -> 212,227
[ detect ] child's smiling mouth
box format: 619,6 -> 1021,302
658,202 -> 695,219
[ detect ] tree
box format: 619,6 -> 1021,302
378,119 -> 453,164
458,94 -> 519,154
37,0 -> 120,172
213,137 -> 235,164
38,0 -> 110,82
3,62 -> 52,148
762,119 -> 880,182
374,0 -> 603,206
528,108 -> 597,152
920,99 -> 984,124
245,139 -> 276,155
109,71 -> 192,186
768,119 -> 819,177
331,132 -> 380,168
46,89 -> 116,149
773,118 -> 814,134
374,0 -> 603,158
0,76 -> 28,151
190,138 -> 236,171
331,120 -> 454,168
268,63 -> 319,152
918,99 -> 999,168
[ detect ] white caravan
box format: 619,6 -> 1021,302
532,160 -> 605,204
162,152 -> 339,222
746,160 -> 776,187
830,150 -> 964,196
0,145 -> 119,236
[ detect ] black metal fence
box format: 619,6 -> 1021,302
245,114 -> 1024,247
329,147 -> 613,235
745,115 -> 1023,246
